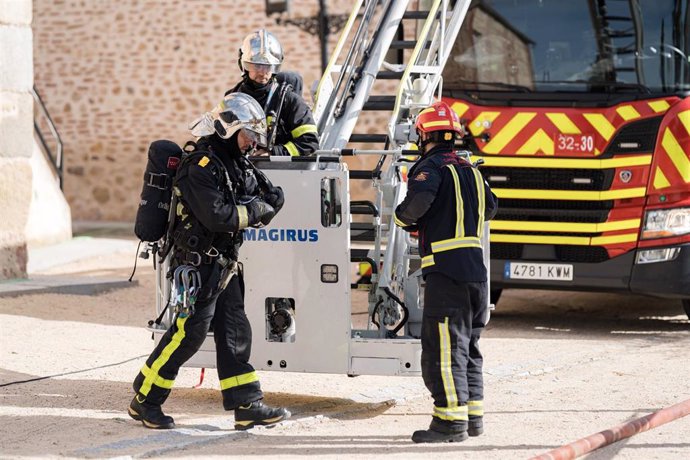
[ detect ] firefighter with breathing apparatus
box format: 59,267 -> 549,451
128,92 -> 289,431
394,101 -> 498,443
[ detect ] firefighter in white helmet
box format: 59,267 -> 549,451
129,93 -> 289,431
226,29 -> 319,157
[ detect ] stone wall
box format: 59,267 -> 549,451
0,0 -> 34,278
32,0 -> 392,222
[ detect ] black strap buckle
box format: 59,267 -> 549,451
146,172 -> 170,190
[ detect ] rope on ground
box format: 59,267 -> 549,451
0,354 -> 148,387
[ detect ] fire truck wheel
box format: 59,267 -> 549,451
682,299 -> 690,320
490,289 -> 502,307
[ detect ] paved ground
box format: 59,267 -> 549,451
1,228 -> 689,459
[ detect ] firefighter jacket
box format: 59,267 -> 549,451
172,136 -> 261,257
394,144 -> 498,283
226,76 -> 319,156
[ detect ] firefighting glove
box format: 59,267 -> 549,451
264,186 -> 285,213
246,199 -> 276,228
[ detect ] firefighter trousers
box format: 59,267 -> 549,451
133,261 -> 263,410
421,273 -> 488,427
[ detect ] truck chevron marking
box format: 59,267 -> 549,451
483,113 -> 536,153
516,128 -> 553,155
583,113 -> 615,142
546,113 -> 581,134
661,129 -> 690,182
648,100 -> 671,113
616,105 -> 641,121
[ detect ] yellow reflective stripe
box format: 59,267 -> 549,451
546,113 -> 581,134
219,371 -> 259,390
648,100 -> 670,113
489,218 -> 641,233
616,105 -> 641,121
434,405 -> 468,421
583,113 -> 616,141
237,205 -> 248,229
490,232 -> 639,246
394,213 -> 407,228
438,317 -> 458,408
661,128 -> 690,182
285,141 -> 299,157
493,188 -> 646,201
446,165 -> 464,238
653,166 -> 671,189
484,113 -> 537,153
472,168 -> 485,238
468,400 -> 484,416
478,154 -> 652,169
421,254 -> 435,268
291,124 -> 318,138
422,120 -> 452,129
141,365 -> 175,390
267,115 -> 273,126
431,237 -> 481,253
139,316 -> 188,397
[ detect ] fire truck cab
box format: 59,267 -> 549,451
441,0 -> 690,317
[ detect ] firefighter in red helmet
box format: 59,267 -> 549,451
394,100 -> 498,443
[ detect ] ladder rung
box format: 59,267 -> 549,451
351,248 -> 371,259
402,10 -> 437,20
377,71 -> 404,79
363,95 -> 396,111
607,31 -> 635,38
350,170 -> 380,180
351,227 -> 376,242
351,200 -> 380,217
349,133 -> 389,143
390,40 -> 430,49
603,15 -> 632,21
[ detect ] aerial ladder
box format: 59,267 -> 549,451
150,0 -> 478,377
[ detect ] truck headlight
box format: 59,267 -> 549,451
641,207 -> 690,239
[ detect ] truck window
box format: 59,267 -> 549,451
444,0 -> 690,94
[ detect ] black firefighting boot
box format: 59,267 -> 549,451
128,395 -> 175,429
411,418 -> 468,444
468,416 -> 484,437
234,400 -> 291,430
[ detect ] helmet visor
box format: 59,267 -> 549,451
243,61 -> 279,75
241,127 -> 268,148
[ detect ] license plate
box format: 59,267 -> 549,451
554,133 -> 595,154
505,262 -> 573,281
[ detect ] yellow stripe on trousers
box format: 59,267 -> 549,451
434,404 -> 468,421
439,317 -> 458,408
468,400 -> 484,416
220,371 -> 259,390
139,316 -> 188,397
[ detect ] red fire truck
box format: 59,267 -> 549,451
441,0 -> 690,317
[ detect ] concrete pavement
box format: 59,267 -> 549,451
0,232 -> 139,297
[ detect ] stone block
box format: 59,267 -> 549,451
0,26 -> 33,90
0,157 -> 32,279
0,91 -> 33,159
0,0 -> 32,25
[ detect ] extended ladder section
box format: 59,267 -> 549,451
314,0 -> 472,151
